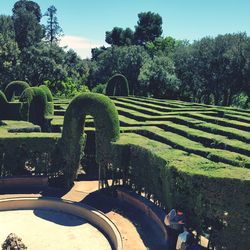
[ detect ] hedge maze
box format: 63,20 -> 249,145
0,93 -> 250,249
52,96 -> 250,249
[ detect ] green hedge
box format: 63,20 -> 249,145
112,133 -> 250,249
0,133 -> 60,176
0,91 -> 8,119
0,91 -> 22,120
39,85 -> 53,102
19,87 -> 49,130
60,93 -> 120,187
105,74 -> 129,96
4,81 -> 30,102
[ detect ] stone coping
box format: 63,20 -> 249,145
117,187 -> 167,241
0,176 -> 48,187
0,197 -> 123,250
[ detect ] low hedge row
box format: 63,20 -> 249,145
114,97 -> 215,113
156,121 -> 250,157
111,133 -> 250,249
184,113 -> 250,132
135,127 -> 250,168
0,133 -> 60,176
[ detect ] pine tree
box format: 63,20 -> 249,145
45,5 -> 63,45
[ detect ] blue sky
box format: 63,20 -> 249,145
1,0 -> 250,58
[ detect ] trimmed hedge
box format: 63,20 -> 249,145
4,81 -> 30,102
60,93 -> 120,187
19,87 -> 48,130
39,85 -> 53,102
0,132 -> 60,176
0,91 -> 8,119
112,133 -> 250,249
105,74 -> 129,96
0,91 -> 22,120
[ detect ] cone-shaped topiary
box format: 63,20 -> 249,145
4,81 -> 30,102
61,93 -> 120,187
105,74 -> 129,96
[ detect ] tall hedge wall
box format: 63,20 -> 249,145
105,74 -> 129,96
61,93 -> 120,187
112,133 -> 250,249
19,87 -> 49,130
4,81 -> 30,102
0,91 -> 8,119
0,91 -> 21,120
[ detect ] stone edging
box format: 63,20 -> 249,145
116,188 -> 168,241
0,197 -> 123,250
0,176 -> 48,187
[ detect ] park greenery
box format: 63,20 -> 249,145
1,0 -> 250,108
0,1 -> 250,249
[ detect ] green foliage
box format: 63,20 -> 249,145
60,93 -> 120,187
231,91 -> 249,109
0,91 -> 8,106
19,87 -> 50,130
0,15 -> 15,40
134,11 -> 163,45
12,0 -> 42,22
146,36 -> 178,58
88,45 -> 150,95
0,34 -> 20,88
12,0 -> 44,49
105,27 -> 134,46
112,133 -> 250,249
0,127 -> 60,176
50,77 -> 90,98
91,83 -> 106,94
39,85 -> 53,102
4,80 -> 30,101
0,91 -> 8,119
19,43 -> 67,86
139,56 -> 180,98
106,74 -> 129,96
174,33 -> 250,106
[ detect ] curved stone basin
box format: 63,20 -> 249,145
0,197 -> 123,250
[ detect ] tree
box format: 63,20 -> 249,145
139,56 -> 180,98
12,0 -> 42,21
12,0 -> 44,49
105,27 -> 134,46
134,11 -> 163,45
146,36 -> 178,58
121,28 -> 134,45
0,15 -> 15,39
44,5 -> 63,44
64,49 -> 90,84
174,33 -> 249,105
88,45 -> 150,94
105,27 -> 123,46
19,42 -> 67,86
91,46 -> 107,60
0,34 -> 20,89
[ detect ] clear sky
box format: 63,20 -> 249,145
1,0 -> 250,58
